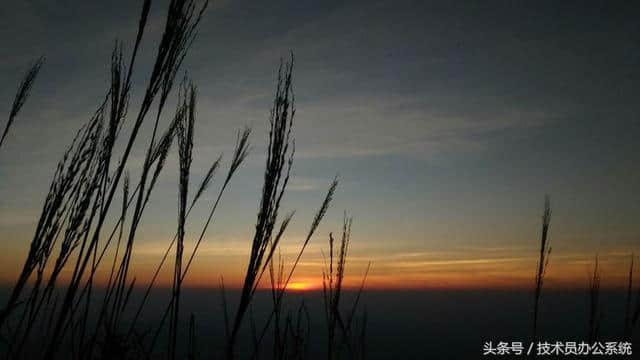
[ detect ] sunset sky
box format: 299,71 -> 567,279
0,0 -> 638,290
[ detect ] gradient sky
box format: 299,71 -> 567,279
0,0 -> 639,289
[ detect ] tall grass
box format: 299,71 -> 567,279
322,214 -> 370,360
532,195 -> 551,344
41,0 -> 209,353
323,216 -> 352,360
624,254 -> 639,341
224,55 -> 342,359
587,255 -> 601,344
168,80 -> 195,360
187,313 -> 197,360
633,275 -> 640,338
0,57 -> 44,150
0,0 -> 221,358
623,255 -> 634,339
146,125 -> 250,356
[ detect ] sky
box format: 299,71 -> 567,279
0,0 -> 639,290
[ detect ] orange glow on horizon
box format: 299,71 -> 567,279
0,243 -> 636,291
0,272 -> 635,291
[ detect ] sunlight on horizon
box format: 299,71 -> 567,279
286,281 -> 315,291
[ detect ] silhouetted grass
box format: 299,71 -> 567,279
624,254 -> 640,341
323,216 -> 352,360
246,178 -> 338,360
587,255 -> 602,344
624,255 -> 634,339
0,56 -> 44,150
188,313 -> 197,360
532,195 -> 551,344
633,277 -> 640,337
0,1 -> 216,358
226,55 -> 343,359
40,0 -> 210,353
321,214 -> 370,360
168,80 -> 195,360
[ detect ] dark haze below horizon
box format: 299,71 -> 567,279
1,287 -> 637,359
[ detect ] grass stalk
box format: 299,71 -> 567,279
0,57 -> 44,150
588,255 -> 601,344
532,195 -> 551,344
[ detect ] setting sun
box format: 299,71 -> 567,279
286,281 -> 314,291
